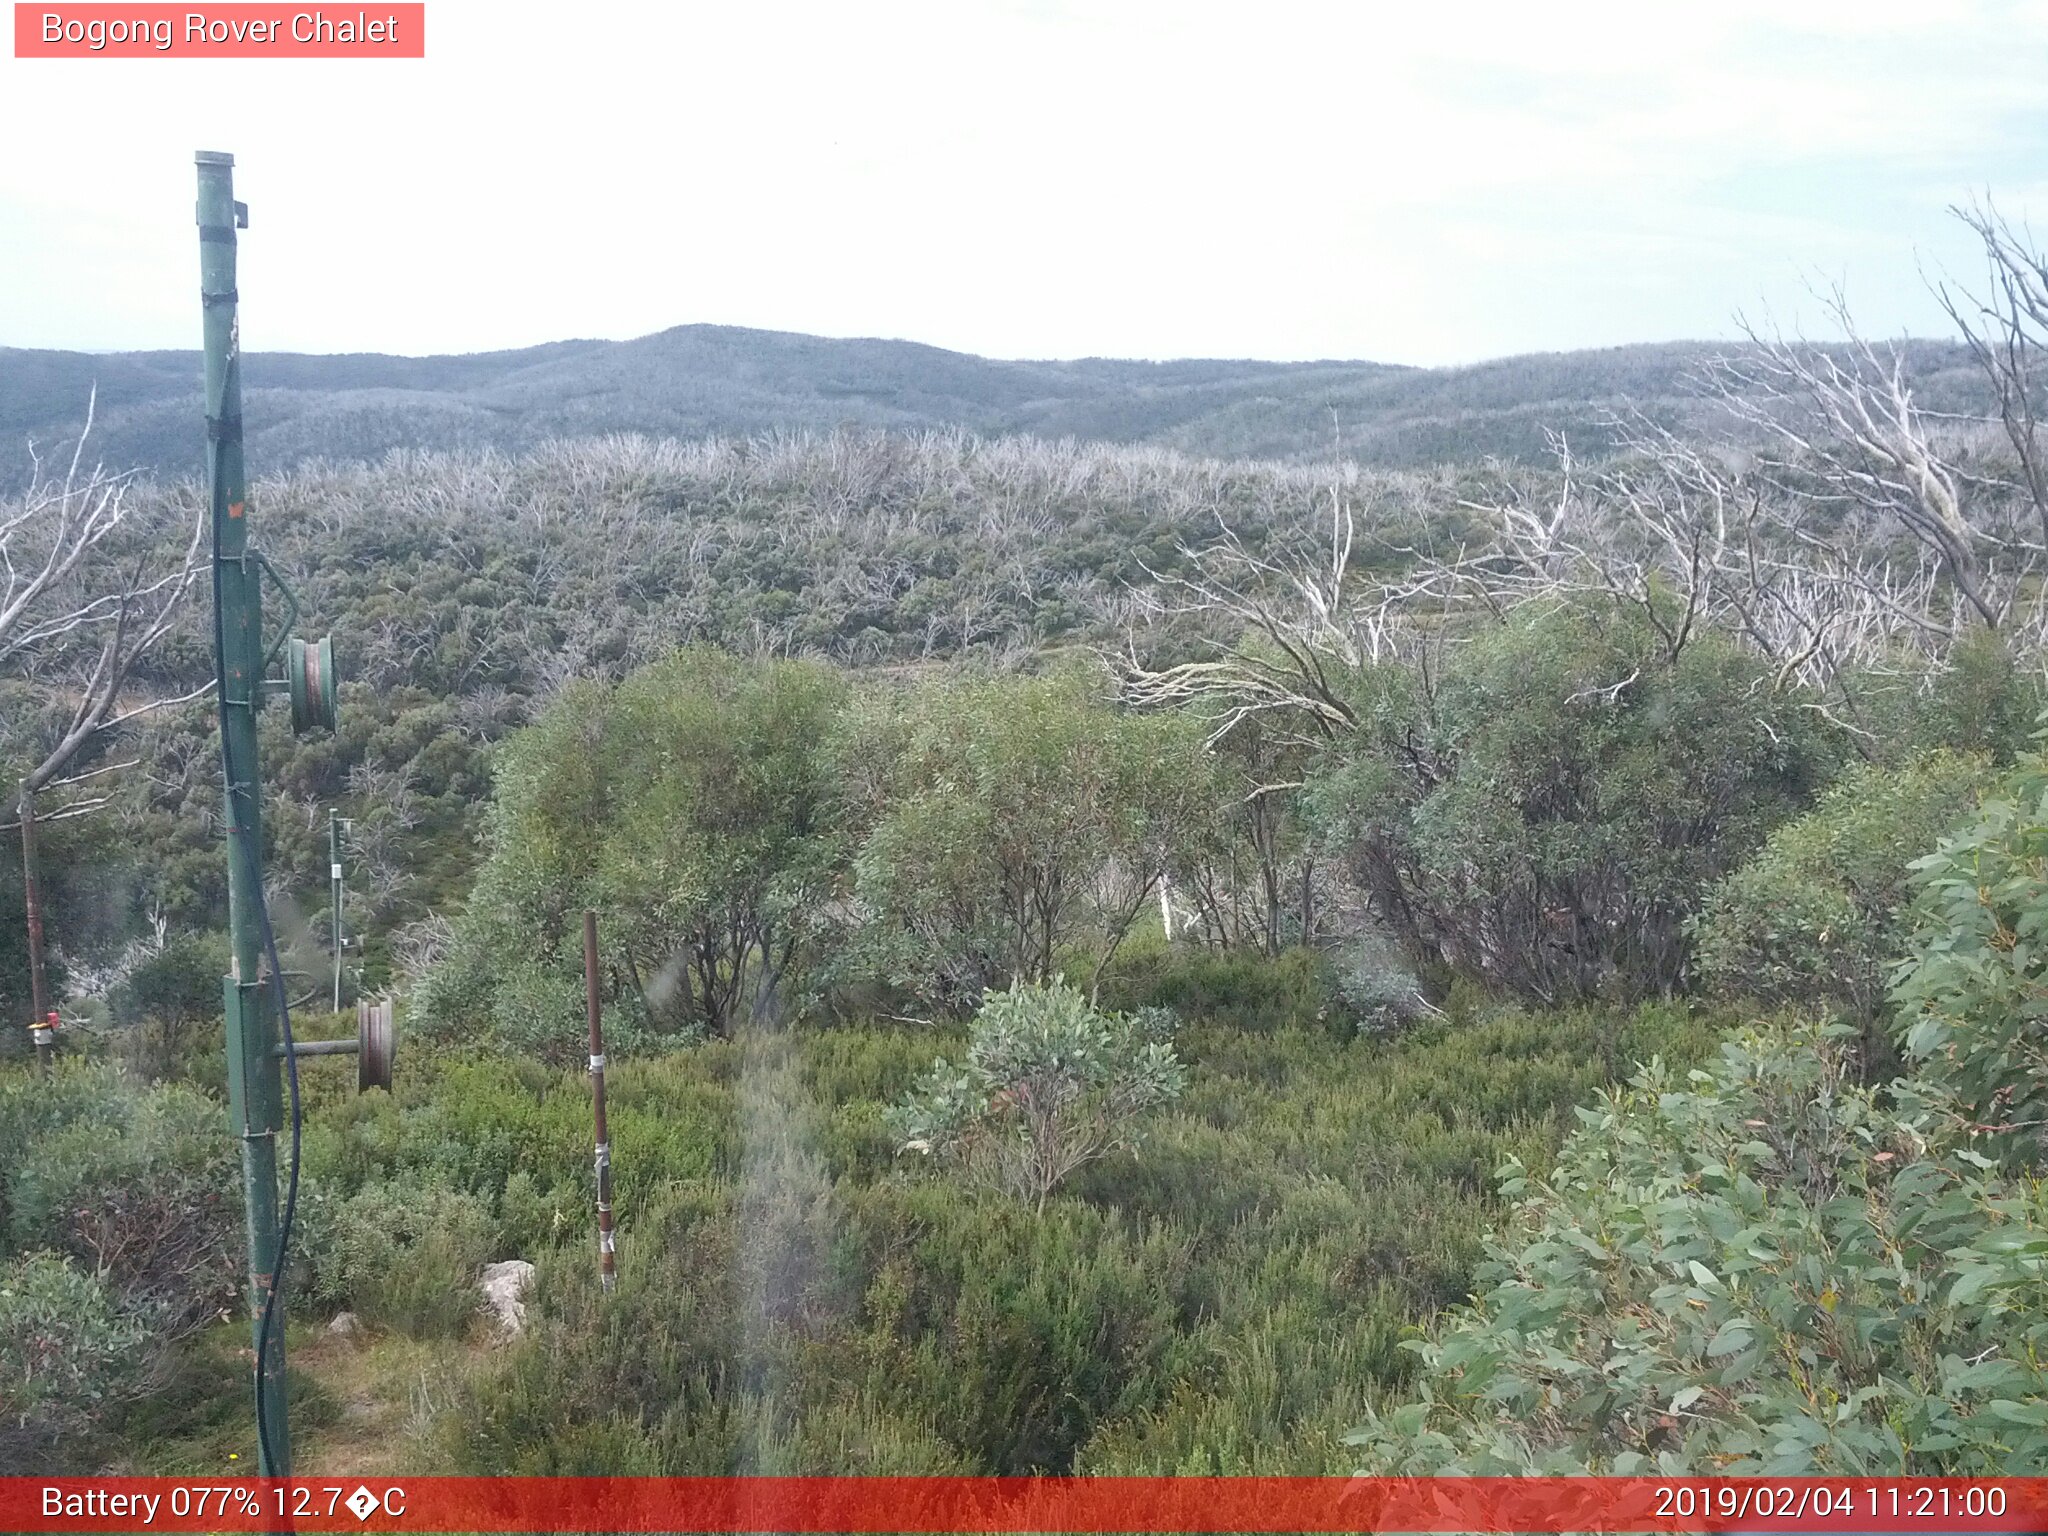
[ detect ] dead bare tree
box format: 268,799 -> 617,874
1438,378 -> 2048,740
1109,473 -> 1464,961
1936,198 -> 2048,556
1,394 -> 208,1019
1709,293 -> 2031,636
1116,228 -> 2048,764
1118,482 -> 1452,747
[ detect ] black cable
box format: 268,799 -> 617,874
245,818 -> 302,1478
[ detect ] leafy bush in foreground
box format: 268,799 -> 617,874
0,1062 -> 136,1240
0,1253 -> 150,1472
1349,1020 -> 2048,1473
417,648 -> 848,1052
1891,742 -> 2048,1167
3,1070 -> 237,1339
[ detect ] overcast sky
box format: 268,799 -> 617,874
4,0 -> 2047,366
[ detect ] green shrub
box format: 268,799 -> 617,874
0,1252 -> 151,1472
846,1185 -> 1204,1471
1327,927 -> 1432,1034
1097,944 -> 1339,1036
297,1178 -> 496,1337
302,1048 -> 730,1218
1891,740 -> 2048,1165
1076,1301 -> 1387,1474
889,980 -> 1187,1211
5,1076 -> 237,1337
0,1061 -> 142,1246
1894,629 -> 2045,763
1349,1020 -> 2048,1473
1692,750 -> 1986,1045
1309,603 -> 1841,1001
497,1170 -> 583,1256
418,649 -> 851,1052
750,1394 -> 975,1473
107,932 -> 230,1082
841,667 -> 1219,1012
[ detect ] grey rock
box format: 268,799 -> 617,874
479,1259 -> 536,1336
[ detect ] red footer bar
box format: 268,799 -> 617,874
5,1478 -> 2047,1533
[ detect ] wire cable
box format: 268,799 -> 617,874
245,818 -> 302,1478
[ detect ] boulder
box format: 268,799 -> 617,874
326,1310 -> 362,1340
479,1259 -> 536,1336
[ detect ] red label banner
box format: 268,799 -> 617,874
3,1477 -> 2047,1533
13,4 -> 425,57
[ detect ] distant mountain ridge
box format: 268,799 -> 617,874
0,323 -> 1980,482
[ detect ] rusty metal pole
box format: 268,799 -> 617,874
329,809 -> 345,1013
18,785 -> 50,1078
583,909 -> 616,1292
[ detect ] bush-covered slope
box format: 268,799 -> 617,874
8,326 -> 1982,480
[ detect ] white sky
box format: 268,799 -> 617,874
4,0 -> 2047,366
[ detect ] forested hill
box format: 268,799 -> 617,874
5,326 -> 1959,481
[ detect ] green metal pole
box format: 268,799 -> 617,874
198,149 -> 291,1477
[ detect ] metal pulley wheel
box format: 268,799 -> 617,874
356,997 -> 395,1092
287,634 -> 337,734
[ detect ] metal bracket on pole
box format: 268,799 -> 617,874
269,998 -> 394,1091
253,550 -> 300,672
